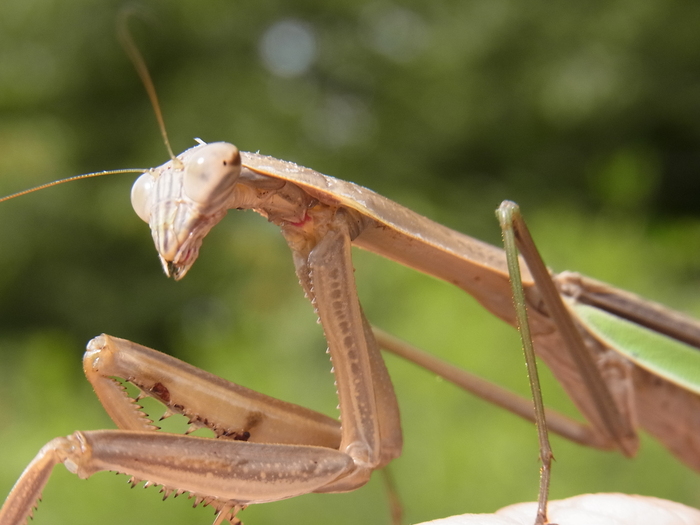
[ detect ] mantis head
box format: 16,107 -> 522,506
130,141 -> 242,280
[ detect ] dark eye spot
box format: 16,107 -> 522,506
150,382 -> 171,403
222,160 -> 228,166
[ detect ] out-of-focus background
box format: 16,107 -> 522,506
1,1 -> 699,524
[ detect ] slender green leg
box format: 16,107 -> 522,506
498,202 -> 635,456
496,202 -> 554,525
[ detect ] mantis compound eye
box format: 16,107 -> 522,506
131,171 -> 155,223
183,142 -> 242,208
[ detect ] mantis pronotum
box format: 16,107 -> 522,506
2,3 -> 700,525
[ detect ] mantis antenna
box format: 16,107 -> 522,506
0,10 -> 182,204
0,169 -> 149,204
117,7 -> 182,168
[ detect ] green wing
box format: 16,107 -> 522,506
574,303 -> 700,395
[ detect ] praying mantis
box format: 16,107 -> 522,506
2,140 -> 700,525
2,2 -> 700,525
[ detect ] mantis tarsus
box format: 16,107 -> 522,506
2,6 -> 700,525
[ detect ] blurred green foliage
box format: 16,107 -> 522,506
1,0 -> 700,524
